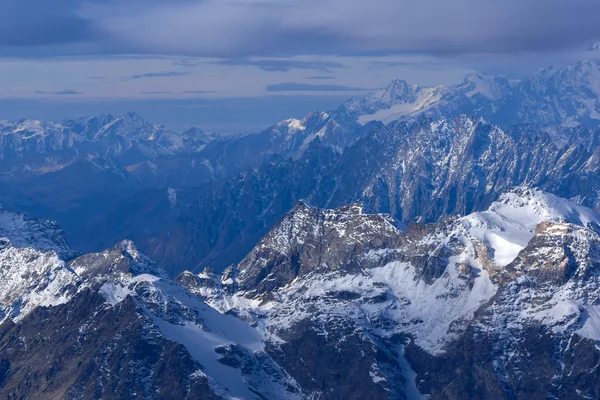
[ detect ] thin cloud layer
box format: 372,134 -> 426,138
2,0 -> 600,58
266,82 -> 367,92
121,71 -> 190,80
214,59 -> 343,72
35,89 -> 83,95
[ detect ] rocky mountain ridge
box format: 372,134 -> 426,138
2,188 -> 600,398
2,55 -> 600,279
338,58 -> 600,136
177,187 -> 600,399
103,114 -> 599,275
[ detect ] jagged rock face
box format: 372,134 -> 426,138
0,292 -> 221,400
70,240 -> 168,280
328,116 -> 600,223
173,189 -> 600,399
125,116 -> 599,276
133,139 -> 340,275
407,218 -> 600,399
2,189 -> 600,399
501,221 -> 600,284
0,221 -> 303,398
0,240 -> 80,323
0,206 -> 74,259
2,57 -> 600,280
265,318 -> 396,400
236,202 -> 403,294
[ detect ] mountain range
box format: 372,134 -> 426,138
1,188 -> 600,398
1,53 -> 600,398
2,56 -> 600,277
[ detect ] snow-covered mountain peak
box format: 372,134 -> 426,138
272,112 -> 332,138
0,239 -> 81,323
587,42 -> 600,52
334,55 -> 600,130
0,206 -> 74,259
90,111 -> 165,141
233,201 -> 402,295
382,78 -> 413,97
457,73 -> 513,100
7,119 -> 64,138
345,79 -> 448,125
275,117 -> 306,136
491,187 -> 600,229
533,59 -> 600,94
70,239 -> 168,281
460,187 -> 600,267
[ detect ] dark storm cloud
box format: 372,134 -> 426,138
0,0 -> 91,47
266,82 -> 367,92
214,59 -> 343,72
3,0 -> 600,57
121,71 -> 190,80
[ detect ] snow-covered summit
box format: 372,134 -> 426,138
0,206 -> 74,259
461,187 -> 600,266
3,189 -> 600,398
343,79 -> 448,125
455,73 -> 514,100
187,188 -> 600,359
339,57 -> 600,130
0,239 -> 81,323
586,42 -> 600,52
70,239 -> 168,280
0,112 -> 213,164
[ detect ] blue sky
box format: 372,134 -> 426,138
2,0 -> 600,132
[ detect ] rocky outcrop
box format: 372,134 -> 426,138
179,189 -> 600,399
127,116 -> 600,275
0,290 -> 221,400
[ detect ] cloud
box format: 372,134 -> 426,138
3,0 -> 600,59
0,0 -> 90,47
182,90 -> 218,94
174,59 -> 197,67
87,0 -> 600,57
371,61 -> 414,69
121,71 -> 190,80
307,76 -> 335,80
35,89 -> 83,95
141,91 -> 174,94
266,82 -> 367,92
214,59 -> 343,72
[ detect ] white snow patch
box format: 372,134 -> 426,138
358,86 -> 444,125
579,305 -> 600,341
464,74 -> 497,99
167,187 -> 177,208
369,258 -> 497,353
461,188 -> 600,267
